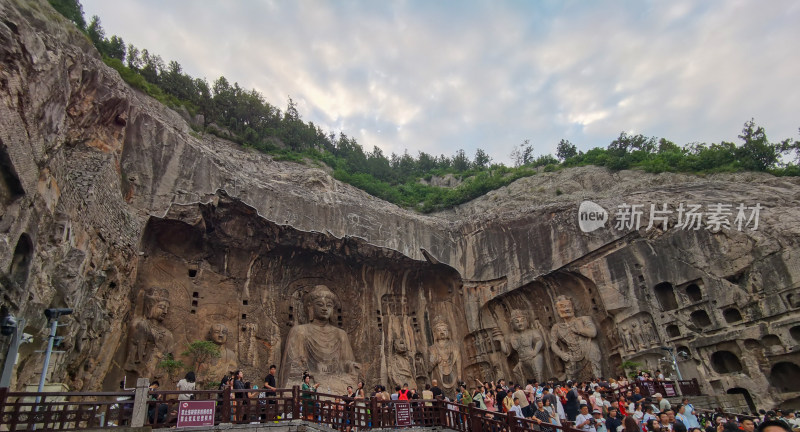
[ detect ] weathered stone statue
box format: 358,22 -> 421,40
642,321 -> 659,346
550,296 -> 601,380
428,316 -> 461,393
206,323 -> 238,381
630,322 -> 646,350
124,287 -> 174,379
501,310 -> 546,382
280,285 -> 359,394
619,325 -> 635,352
388,332 -> 415,388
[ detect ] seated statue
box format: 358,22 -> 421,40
550,296 -> 601,380
206,323 -> 238,382
280,285 -> 359,394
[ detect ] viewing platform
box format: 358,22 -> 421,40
1,378 -> 755,432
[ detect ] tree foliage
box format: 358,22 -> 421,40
182,341 -> 220,380
48,0 -> 86,29
556,139 -> 577,161
49,1 -> 800,214
156,353 -> 186,384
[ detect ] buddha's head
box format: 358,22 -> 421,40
306,285 -> 338,324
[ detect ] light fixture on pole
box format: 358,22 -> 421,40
660,346 -> 683,380
1,314 -> 29,388
37,309 -> 72,396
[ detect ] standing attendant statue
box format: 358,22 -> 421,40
550,296 -> 602,380
124,287 -> 174,379
501,310 -> 546,382
428,316 -> 462,394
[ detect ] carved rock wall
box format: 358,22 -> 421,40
0,0 -> 799,411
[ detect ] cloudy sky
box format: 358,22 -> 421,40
81,0 -> 799,165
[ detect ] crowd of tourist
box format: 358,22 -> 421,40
146,367 -> 798,432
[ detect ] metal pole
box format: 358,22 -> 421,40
670,349 -> 683,380
36,318 -> 59,397
0,318 -> 25,387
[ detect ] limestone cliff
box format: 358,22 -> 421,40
0,0 -> 798,410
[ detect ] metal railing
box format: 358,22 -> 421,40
1,382 -> 595,432
0,387 -> 135,430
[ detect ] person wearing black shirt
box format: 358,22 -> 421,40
232,370 -> 246,422
606,407 -> 622,432
264,365 -> 277,397
431,379 -> 444,400
497,387 -> 508,410
533,400 -> 552,424
565,381 -> 580,422
342,385 -> 355,432
263,365 -> 278,419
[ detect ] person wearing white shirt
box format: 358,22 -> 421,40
576,405 -> 597,432
509,397 -> 524,419
642,405 -> 658,424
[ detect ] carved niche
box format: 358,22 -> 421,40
619,312 -> 661,353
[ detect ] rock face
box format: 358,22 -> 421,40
1,0 -> 799,409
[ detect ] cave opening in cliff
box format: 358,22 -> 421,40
685,283 -> 703,302
726,388 -> 757,413
689,310 -> 712,328
710,350 -> 743,374
666,325 -> 681,338
723,308 -> 743,323
769,362 -> 800,392
9,233 -> 33,286
654,282 -> 679,311
791,326 -> 800,343
0,142 -> 25,206
761,334 -> 782,349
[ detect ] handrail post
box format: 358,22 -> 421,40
221,386 -> 231,423
507,409 -> 517,432
0,387 -> 7,413
370,396 -> 379,427
292,385 -> 300,420
130,378 -> 149,427
438,399 -> 447,428
469,402 -> 480,431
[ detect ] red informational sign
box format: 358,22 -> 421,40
663,383 -> 676,397
177,400 -> 215,428
395,402 -> 412,426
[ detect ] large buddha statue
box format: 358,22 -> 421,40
550,296 -> 601,380
502,310 -> 546,382
428,316 -> 461,393
280,285 -> 359,394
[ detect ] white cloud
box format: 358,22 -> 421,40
81,0 -> 800,164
